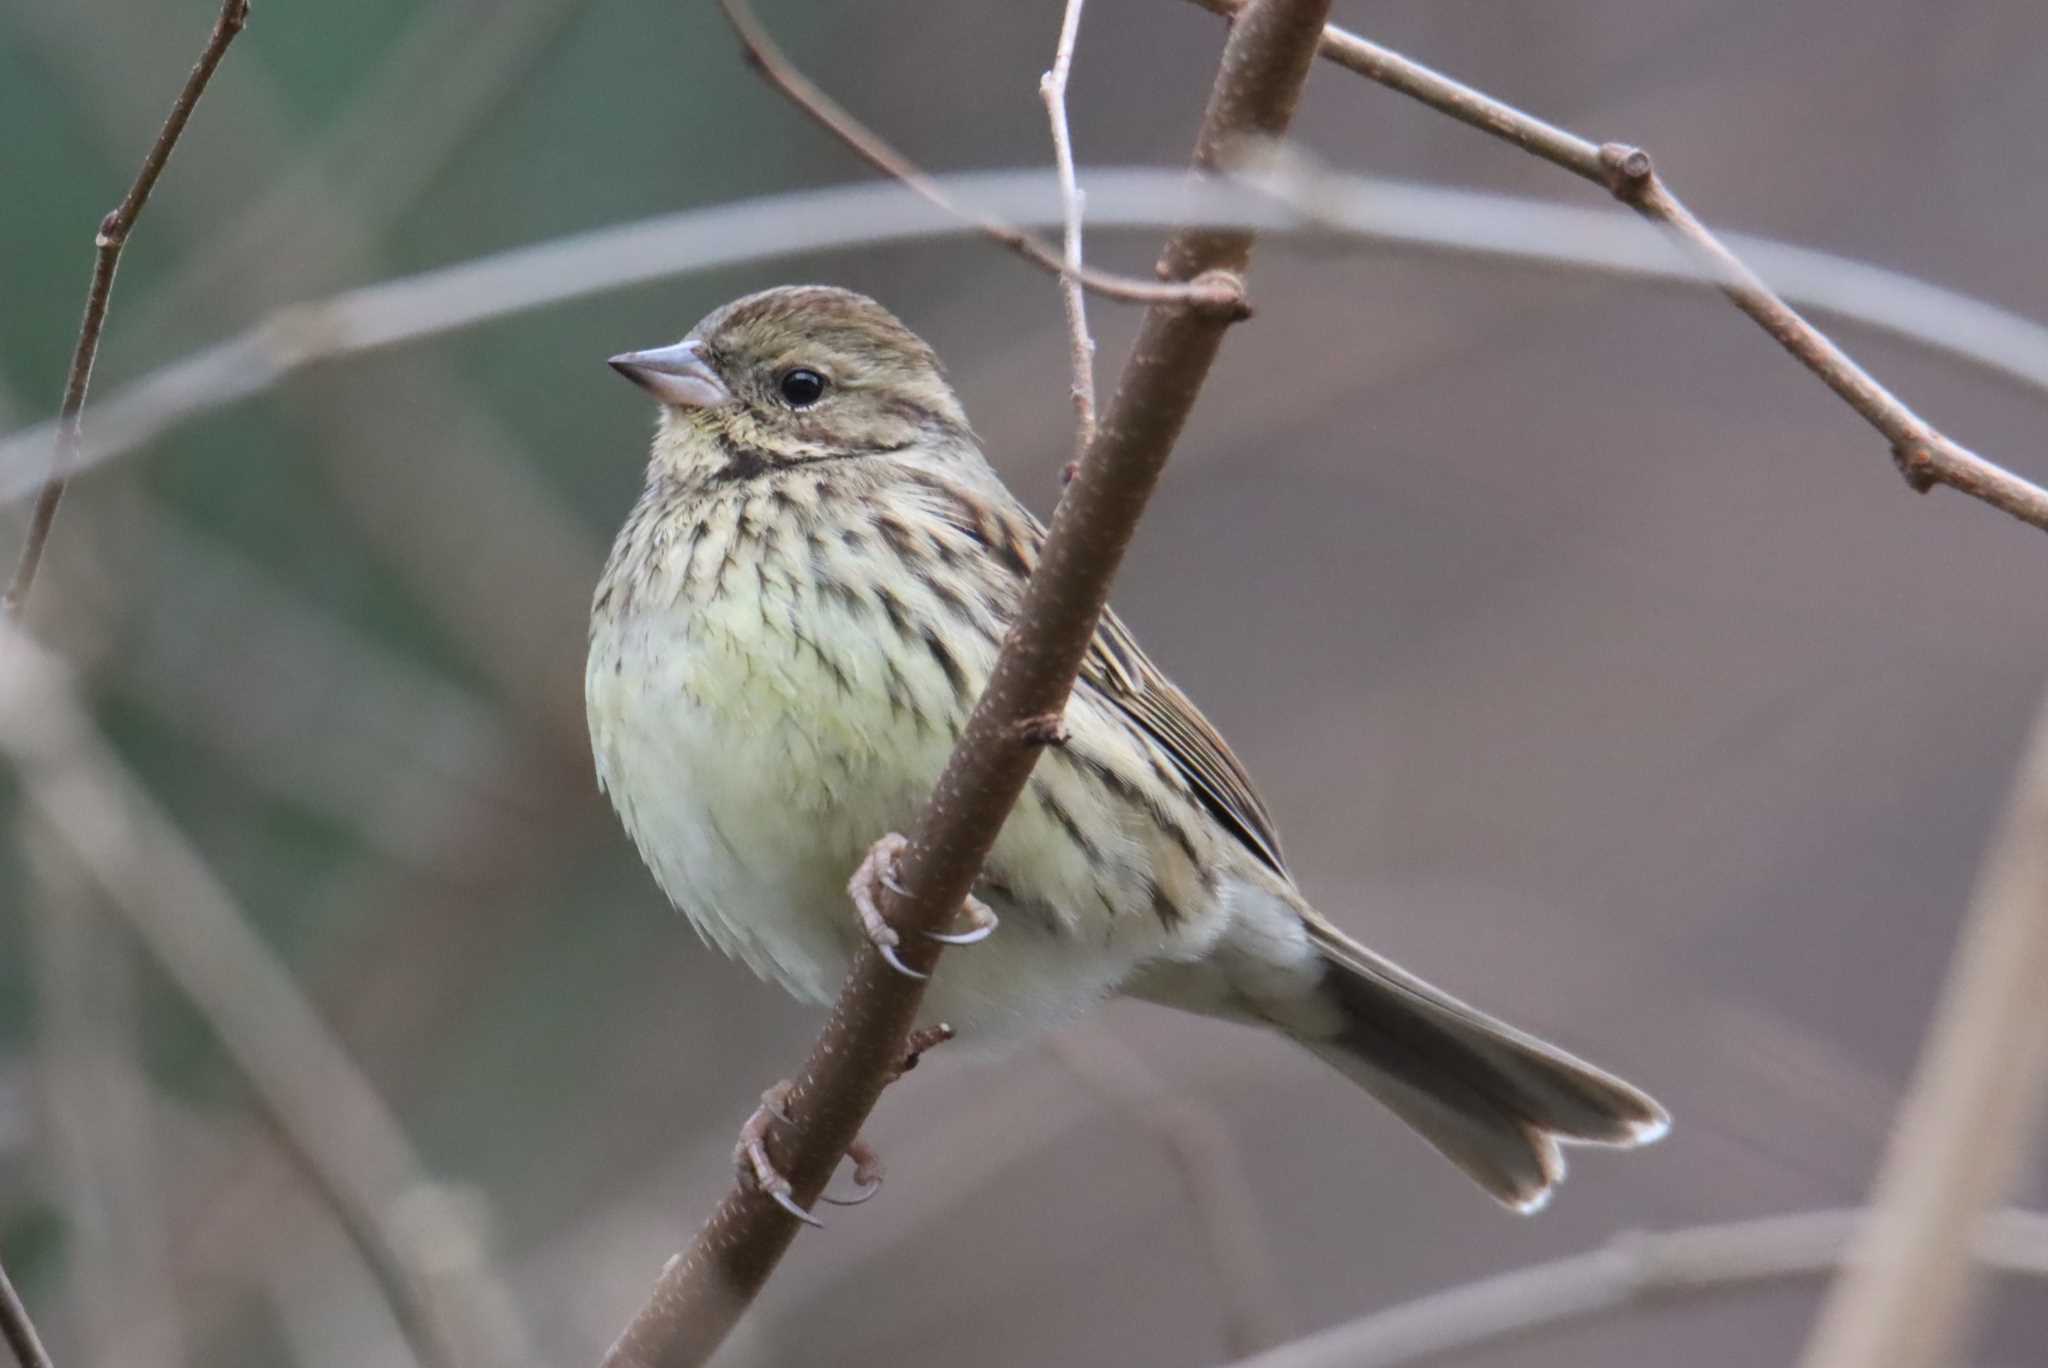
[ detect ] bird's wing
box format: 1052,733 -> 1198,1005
916,473 -> 1289,877
1082,605 -> 1290,877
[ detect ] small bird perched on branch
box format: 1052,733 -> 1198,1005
588,284 -> 1666,1214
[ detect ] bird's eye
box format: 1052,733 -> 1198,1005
778,368 -> 827,407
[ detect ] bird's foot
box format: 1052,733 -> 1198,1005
734,1082 -> 887,1226
735,1081 -> 819,1226
849,833 -> 999,979
817,1025 -> 956,1200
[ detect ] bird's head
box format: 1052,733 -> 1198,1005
610,285 -> 975,479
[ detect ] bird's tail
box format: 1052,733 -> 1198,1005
1293,912 -> 1667,1212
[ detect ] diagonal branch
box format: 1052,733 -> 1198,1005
596,3 -> 1329,1365
4,0 -> 250,620
1795,687 -> 2048,1367
0,1255 -> 54,1368
718,0 -> 1239,314
0,625 -> 535,1368
11,170 -> 2048,526
1184,0 -> 2048,532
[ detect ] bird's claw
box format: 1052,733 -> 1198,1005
849,833 -> 998,976
734,1083 -> 897,1223
850,834 -> 925,979
923,893 -> 997,945
821,1137 -> 884,1206
735,1081 -> 822,1228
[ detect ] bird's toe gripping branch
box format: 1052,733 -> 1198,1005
734,1082 -> 884,1228
732,1023 -> 960,1227
734,1081 -> 822,1227
848,832 -> 999,978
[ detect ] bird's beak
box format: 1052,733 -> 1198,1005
608,341 -> 733,409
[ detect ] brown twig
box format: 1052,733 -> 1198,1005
3,0 -> 250,620
18,168 -> 2048,501
717,0 -> 1240,315
1224,1206 -> 2048,1368
1039,0 -> 1100,461
1185,0 -> 2048,534
1795,689 -> 2048,1368
0,1255 -> 54,1368
596,3 -> 1328,1364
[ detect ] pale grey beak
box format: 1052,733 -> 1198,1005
608,340 -> 733,409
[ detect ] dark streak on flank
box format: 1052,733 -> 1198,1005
920,625 -> 967,698
1064,746 -> 1203,868
1032,779 -> 1103,867
876,514 -> 920,564
927,575 -> 975,626
793,627 -> 853,696
882,659 -> 924,732
819,574 -> 867,618
1146,877 -> 1184,928
874,585 -> 912,638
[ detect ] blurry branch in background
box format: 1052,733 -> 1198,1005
18,0 -> 604,754
1227,684 -> 2048,1368
1796,690 -> 2048,1368
120,0 -> 593,350
3,0 -> 250,621
1039,0 -> 1100,465
0,628 -> 535,1368
597,2 -> 1325,1365
718,0 -> 1241,314
13,168 -> 2048,528
0,1258 -> 54,1368
1048,1030 -> 1289,1356
1226,1206 -> 2048,1368
22,835 -> 187,1366
1188,0 -> 2048,531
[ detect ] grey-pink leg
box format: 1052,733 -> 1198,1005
848,833 -> 1000,976
734,1081 -> 821,1227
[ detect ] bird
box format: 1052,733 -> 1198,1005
587,284 -> 1666,1218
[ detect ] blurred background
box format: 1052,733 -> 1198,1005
4,1 -> 2047,1364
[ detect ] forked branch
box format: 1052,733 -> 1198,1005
718,0 -> 1243,316
1186,0 -> 2048,533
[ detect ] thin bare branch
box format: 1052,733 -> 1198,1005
11,169 -> 2048,528
718,0 -> 1239,314
121,0 -> 594,352
1185,0 -> 2048,531
0,1255 -> 55,1368
22,834 -> 187,1366
1049,1030 -> 1289,1355
597,4 -> 1328,1364
1796,689 -> 2048,1368
0,157 -> 2035,557
0,626 -> 534,1368
4,0 -> 249,620
1039,0 -> 1099,464
1225,1207 -> 2048,1368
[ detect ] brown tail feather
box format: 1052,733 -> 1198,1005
1299,912 -> 1667,1211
